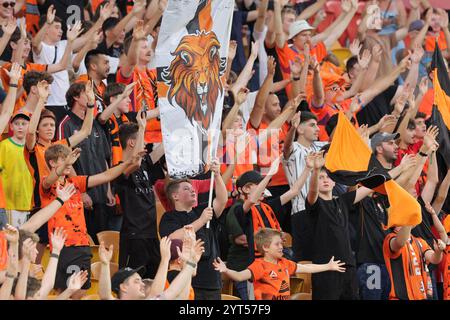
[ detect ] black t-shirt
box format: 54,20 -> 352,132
356,85 -> 398,127
352,195 -> 390,265
306,191 -> 357,266
411,197 -> 435,247
159,206 -> 221,290
233,197 -> 283,264
114,154 -> 161,239
97,40 -> 123,59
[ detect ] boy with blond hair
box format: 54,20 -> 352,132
213,228 -> 345,300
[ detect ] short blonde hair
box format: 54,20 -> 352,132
44,144 -> 71,168
254,228 -> 282,255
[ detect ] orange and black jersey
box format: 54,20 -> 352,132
383,233 -> 432,300
248,257 -> 297,300
24,139 -> 69,209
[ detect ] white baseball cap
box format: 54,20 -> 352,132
288,20 -> 314,40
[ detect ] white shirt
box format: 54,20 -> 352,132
239,91 -> 258,127
283,141 -> 328,213
33,40 -> 70,106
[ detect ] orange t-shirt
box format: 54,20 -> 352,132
0,63 -> 47,113
383,233 -> 432,300
419,89 -> 434,118
276,41 -> 328,96
248,257 -> 297,300
24,139 -> 69,209
219,133 -> 257,191
425,31 -> 448,52
247,120 -> 289,187
117,67 -> 161,143
40,175 -> 89,250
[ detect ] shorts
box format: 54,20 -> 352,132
6,210 -> 30,228
119,237 -> 160,279
54,246 -> 92,290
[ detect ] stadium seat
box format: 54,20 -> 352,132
331,48 -> 352,69
221,294 -> 241,300
41,245 -> 50,270
283,232 -> 292,248
96,231 -> 120,263
290,275 -> 305,294
290,292 -> 312,300
221,272 -> 234,295
294,261 -> 313,293
90,261 -> 119,281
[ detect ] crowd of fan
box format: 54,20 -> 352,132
0,0 -> 450,301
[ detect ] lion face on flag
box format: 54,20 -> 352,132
165,31 -> 223,130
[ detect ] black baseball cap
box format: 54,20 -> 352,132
370,132 -> 400,153
111,266 -> 146,294
236,170 -> 263,189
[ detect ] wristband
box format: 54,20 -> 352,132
186,261 -> 197,269
50,253 -> 60,259
418,151 -> 428,157
87,103 -> 95,109
6,273 -> 16,279
292,76 -> 301,81
9,83 -> 18,88
55,197 -> 64,206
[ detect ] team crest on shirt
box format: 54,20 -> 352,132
269,271 -> 278,279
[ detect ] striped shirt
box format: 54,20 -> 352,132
282,141 -> 327,213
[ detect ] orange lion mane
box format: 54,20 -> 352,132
166,31 -> 223,130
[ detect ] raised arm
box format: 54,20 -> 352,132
0,225 -> 19,300
21,184 -> 76,233
424,202 -> 448,244
221,88 -> 249,136
359,44 -> 382,91
242,157 -> 280,213
358,56 -> 410,106
98,242 -> 115,300
67,81 -> 95,147
14,240 -> 35,300
298,0 -> 327,21
313,0 -> 358,48
307,152 -> 324,206
32,5 -> 55,55
156,238 -> 204,300
25,80 -> 48,152
296,256 -> 346,273
231,41 -> 258,95
249,57 -> 275,129
123,112 -> 146,177
410,9 -> 432,50
273,0 -> 286,49
432,169 -> 450,215
120,20 -> 146,79
72,31 -> 102,74
0,19 -> 16,58
266,94 -> 301,131
280,156 -> 313,205
420,151 -> 438,205
212,257 -> 252,282
283,111 -> 300,160
211,160 -> 228,218
147,237 -> 171,298
254,0 -> 269,33
0,63 -> 20,134
37,228 -> 66,299
42,148 -> 82,190
389,226 -> 413,253
310,56 -> 324,107
47,22 -> 83,74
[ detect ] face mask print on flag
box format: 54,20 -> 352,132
155,0 -> 234,178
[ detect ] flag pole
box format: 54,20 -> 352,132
207,130 -> 214,229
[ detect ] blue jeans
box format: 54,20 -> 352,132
428,266 -> 439,300
234,281 -> 248,300
357,263 -> 391,300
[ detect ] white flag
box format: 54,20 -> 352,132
155,0 -> 234,178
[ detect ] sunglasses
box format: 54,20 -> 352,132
2,2 -> 15,8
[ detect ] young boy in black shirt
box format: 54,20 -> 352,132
306,152 -> 373,300
158,160 -> 228,300
115,114 -> 165,278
